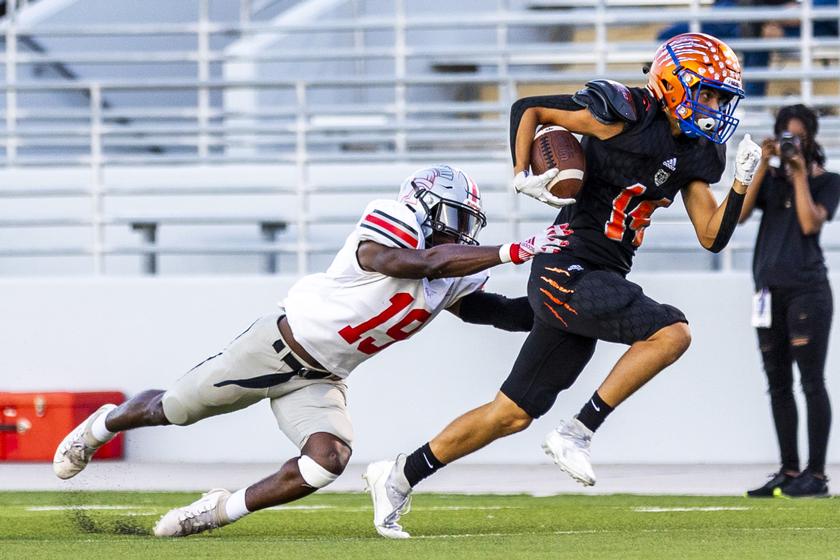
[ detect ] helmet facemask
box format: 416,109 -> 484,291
410,182 -> 487,246
666,44 -> 744,144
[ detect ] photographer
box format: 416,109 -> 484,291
739,104 -> 840,498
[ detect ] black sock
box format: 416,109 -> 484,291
403,442 -> 446,488
576,391 -> 614,433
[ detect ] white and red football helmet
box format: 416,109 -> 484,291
397,164 -> 486,246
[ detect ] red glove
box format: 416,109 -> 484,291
499,223 -> 573,265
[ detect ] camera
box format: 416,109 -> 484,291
778,132 -> 801,161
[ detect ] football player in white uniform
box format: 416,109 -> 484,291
52,164 -> 571,537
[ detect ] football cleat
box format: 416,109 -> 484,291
542,418 -> 596,487
52,403 -> 117,480
153,488 -> 232,537
363,456 -> 412,539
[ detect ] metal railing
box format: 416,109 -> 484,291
0,0 -> 838,274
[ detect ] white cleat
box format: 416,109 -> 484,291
363,457 -> 412,539
153,488 -> 232,537
52,403 -> 117,480
542,418 -> 596,487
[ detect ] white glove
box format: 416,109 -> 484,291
499,223 -> 573,264
513,169 -> 576,208
734,133 -> 762,185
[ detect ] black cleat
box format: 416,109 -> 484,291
746,472 -> 796,498
775,470 -> 830,498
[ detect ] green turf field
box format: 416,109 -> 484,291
1,491 -> 838,559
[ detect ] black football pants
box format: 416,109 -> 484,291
500,253 -> 687,418
757,281 -> 833,474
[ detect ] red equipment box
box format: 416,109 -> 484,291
0,391 -> 125,461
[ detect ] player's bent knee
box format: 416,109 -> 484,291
669,322 -> 692,355
652,322 -> 691,364
490,395 -> 533,435
502,414 -> 532,434
298,455 -> 341,489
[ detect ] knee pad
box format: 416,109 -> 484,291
161,392 -> 191,426
298,455 -> 339,489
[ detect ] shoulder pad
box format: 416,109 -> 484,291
572,79 -> 638,125
357,199 -> 423,250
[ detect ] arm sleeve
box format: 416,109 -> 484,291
457,291 -> 534,332
708,188 -> 746,254
356,199 -> 423,249
814,174 -> 840,220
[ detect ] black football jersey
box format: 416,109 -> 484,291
554,87 -> 726,274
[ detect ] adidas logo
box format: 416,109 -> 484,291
663,158 -> 677,171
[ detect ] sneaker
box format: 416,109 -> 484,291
363,456 -> 412,539
52,403 -> 117,480
542,418 -> 596,487
745,472 -> 796,498
153,489 -> 232,537
774,470 -> 830,498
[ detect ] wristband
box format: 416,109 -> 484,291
499,243 -> 524,265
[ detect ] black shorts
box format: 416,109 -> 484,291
500,253 -> 687,418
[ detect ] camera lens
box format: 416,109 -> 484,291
779,132 -> 800,160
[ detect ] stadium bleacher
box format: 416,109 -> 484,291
0,0 -> 838,275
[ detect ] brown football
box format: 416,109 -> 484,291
530,126 -> 586,199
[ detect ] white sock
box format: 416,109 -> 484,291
224,488 -> 251,522
90,411 -> 116,444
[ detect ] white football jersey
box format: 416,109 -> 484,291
283,199 -> 488,378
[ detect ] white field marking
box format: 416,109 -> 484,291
414,527 -> 835,540
267,505 -> 335,511
265,505 -> 522,512
26,505 -> 149,512
633,506 -> 751,513
414,532 -> 514,540
421,506 -> 524,511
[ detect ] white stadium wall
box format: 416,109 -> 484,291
3,271 -> 838,466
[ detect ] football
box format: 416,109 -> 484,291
530,126 -> 586,199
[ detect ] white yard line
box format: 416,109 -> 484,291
633,506 -> 751,513
267,505 -> 335,510
26,505 -> 148,512
415,527 -> 835,540
25,503 -> 520,513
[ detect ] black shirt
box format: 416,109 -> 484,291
752,169 -> 840,289
554,87 -> 726,274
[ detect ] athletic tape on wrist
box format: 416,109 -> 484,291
499,243 -> 523,265
298,455 -> 338,489
499,243 -> 512,264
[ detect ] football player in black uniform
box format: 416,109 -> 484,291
365,33 -> 763,538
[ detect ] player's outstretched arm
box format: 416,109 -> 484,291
683,134 -> 761,253
356,224 -> 572,280
448,292 -> 533,332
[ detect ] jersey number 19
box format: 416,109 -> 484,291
338,293 -> 431,355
